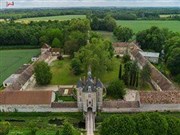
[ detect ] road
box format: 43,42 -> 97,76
86,110 -> 94,135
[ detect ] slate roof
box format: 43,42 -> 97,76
140,51 -> 160,58
77,71 -> 103,92
0,91 -> 53,105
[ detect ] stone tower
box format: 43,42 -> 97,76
76,69 -> 103,112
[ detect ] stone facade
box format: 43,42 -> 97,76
76,70 -> 103,112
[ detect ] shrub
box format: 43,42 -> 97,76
133,113 -> 153,135
107,79 -> 126,99
166,116 -> 180,135
0,122 -> 11,135
100,115 -> 136,135
148,113 -> 168,135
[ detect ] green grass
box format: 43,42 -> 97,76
0,49 -> 40,85
50,59 -> 81,85
95,31 -> 117,42
15,15 -> 86,23
50,58 -> 121,85
116,20 -> 180,33
58,96 -> 76,102
100,58 -> 121,84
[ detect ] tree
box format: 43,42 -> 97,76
71,58 -> 82,75
72,38 -> 114,77
166,116 -> 180,135
164,36 -> 180,62
62,122 -> 74,135
107,79 -> 126,99
114,26 -> 133,42
123,61 -> 139,87
34,61 -> 52,85
104,15 -> 117,32
122,54 -> 131,63
100,115 -> 136,135
0,122 -> 10,135
167,48 -> 180,76
118,64 -> 122,79
136,26 -> 167,52
52,38 -> 61,48
148,113 -> 168,135
140,63 -> 151,87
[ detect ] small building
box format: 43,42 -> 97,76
41,43 -> 51,54
3,74 -> 20,87
51,48 -> 61,56
0,91 -> 55,112
76,69 -> 103,112
140,51 -> 160,63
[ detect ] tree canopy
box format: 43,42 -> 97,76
114,26 -> 133,42
71,38 -> 114,77
34,61 -> 52,85
136,26 -> 167,52
107,79 -> 126,99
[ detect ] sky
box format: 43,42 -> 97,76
1,0 -> 180,8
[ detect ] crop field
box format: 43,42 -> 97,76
116,20 -> 180,33
15,15 -> 86,23
160,14 -> 180,18
0,49 -> 40,86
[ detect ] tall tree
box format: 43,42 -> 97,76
114,26 -> 133,42
140,63 -> 151,86
136,26 -> 167,52
34,61 -> 52,85
52,38 -> 61,48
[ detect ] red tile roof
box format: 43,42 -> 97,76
113,42 -> 129,47
0,91 -> 53,105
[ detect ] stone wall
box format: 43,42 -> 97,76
103,101 -> 140,108
140,91 -> 180,104
51,102 -> 77,108
0,104 -> 78,112
130,43 -> 176,91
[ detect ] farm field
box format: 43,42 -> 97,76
15,15 -> 86,23
0,49 -> 40,86
160,14 -> 180,18
50,58 -> 121,85
0,112 -> 83,135
116,20 -> 180,33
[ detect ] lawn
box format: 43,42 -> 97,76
50,58 -> 81,85
0,112 -> 83,135
50,58 -> 121,85
0,49 -> 40,86
15,15 -> 86,23
95,31 -> 117,42
116,20 -> 180,33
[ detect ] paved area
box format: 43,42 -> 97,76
86,110 -> 94,135
124,90 -> 139,101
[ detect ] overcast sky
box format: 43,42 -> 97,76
1,0 -> 180,8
